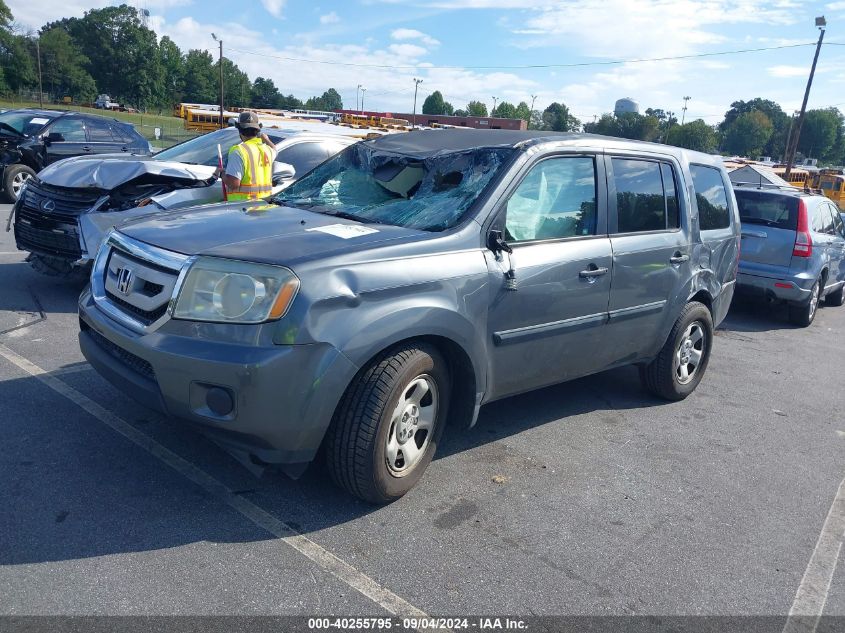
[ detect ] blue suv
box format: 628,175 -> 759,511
734,185 -> 845,326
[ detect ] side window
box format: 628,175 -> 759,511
86,119 -> 115,142
690,164 -> 731,231
821,204 -> 837,235
832,205 -> 845,237
613,158 -> 665,233
46,118 -> 86,142
662,163 -> 680,229
110,123 -> 134,144
504,156 -> 597,242
276,142 -> 330,176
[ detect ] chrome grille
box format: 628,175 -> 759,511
91,233 -> 190,334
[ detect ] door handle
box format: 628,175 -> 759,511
121,146 -> 129,152
82,146 -> 91,152
670,254 -> 690,264
579,266 -> 609,279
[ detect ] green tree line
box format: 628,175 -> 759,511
0,1 -> 343,113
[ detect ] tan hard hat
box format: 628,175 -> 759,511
237,111 -> 261,131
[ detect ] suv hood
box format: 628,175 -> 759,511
118,201 -> 427,265
38,155 -> 215,190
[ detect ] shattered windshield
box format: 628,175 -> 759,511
272,143 -> 514,231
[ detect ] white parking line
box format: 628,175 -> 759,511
0,341 -> 430,620
782,477 -> 845,633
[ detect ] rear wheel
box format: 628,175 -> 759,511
326,343 -> 450,504
788,279 -> 820,327
640,301 -> 713,401
2,164 -> 35,203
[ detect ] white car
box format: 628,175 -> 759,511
13,125 -> 363,276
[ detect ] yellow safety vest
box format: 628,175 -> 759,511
228,138 -> 273,201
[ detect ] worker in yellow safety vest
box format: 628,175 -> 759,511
220,111 -> 277,201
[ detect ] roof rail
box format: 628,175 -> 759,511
731,181 -> 798,191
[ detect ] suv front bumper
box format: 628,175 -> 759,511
78,289 -> 357,468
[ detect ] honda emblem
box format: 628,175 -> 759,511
116,267 -> 134,295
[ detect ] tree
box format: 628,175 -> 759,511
218,57 -> 251,108
798,108 -> 841,160
305,88 -> 343,111
515,101 -> 531,122
493,101 -> 517,119
182,49 -> 216,103
0,1 -> 35,94
38,27 -> 96,102
720,98 -> 788,157
422,90 -> 448,115
453,108 -> 468,117
584,112 -> 659,141
466,100 -> 487,117
665,120 -> 718,153
250,76 -> 280,109
158,36 -> 184,106
50,5 -> 162,108
542,102 -> 579,132
278,93 -> 303,110
723,110 -> 773,157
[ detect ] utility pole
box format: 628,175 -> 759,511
35,36 -> 43,108
783,110 -> 799,162
212,33 -> 224,129
681,96 -> 691,125
784,16 -> 826,179
360,87 -> 366,113
412,78 -> 423,129
356,84 -> 362,111
529,94 -> 537,128
492,96 -> 498,116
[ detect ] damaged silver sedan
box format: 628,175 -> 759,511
10,126 -> 359,276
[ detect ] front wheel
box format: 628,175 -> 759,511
326,343 -> 450,504
788,279 -> 820,327
3,164 -> 36,203
640,301 -> 714,401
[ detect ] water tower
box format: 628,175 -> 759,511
614,97 -> 639,116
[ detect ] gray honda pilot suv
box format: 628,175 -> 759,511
78,130 -> 740,503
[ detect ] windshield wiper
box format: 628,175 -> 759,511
326,210 -> 385,224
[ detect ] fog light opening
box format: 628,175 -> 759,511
206,387 -> 234,417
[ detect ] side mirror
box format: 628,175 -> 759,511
272,161 -> 296,186
486,229 -> 512,254
44,132 -> 65,145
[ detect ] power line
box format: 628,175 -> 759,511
226,41 -> 823,72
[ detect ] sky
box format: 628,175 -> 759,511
7,0 -> 845,125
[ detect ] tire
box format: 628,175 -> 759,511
28,254 -> 89,279
825,283 -> 844,307
326,343 -> 450,504
640,301 -> 714,401
788,279 -> 821,327
2,164 -> 36,203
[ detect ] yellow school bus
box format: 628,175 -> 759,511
819,172 -> 845,210
771,166 -> 810,188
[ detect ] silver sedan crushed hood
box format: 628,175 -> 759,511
37,154 -> 216,190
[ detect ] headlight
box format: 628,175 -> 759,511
173,257 -> 299,323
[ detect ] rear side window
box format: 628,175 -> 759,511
734,190 -> 798,230
613,158 -> 677,233
86,119 -> 115,142
111,123 -> 136,144
813,204 -> 836,235
833,206 -> 845,236
690,165 -> 731,230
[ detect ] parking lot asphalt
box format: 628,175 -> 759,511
1,202 -> 843,620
